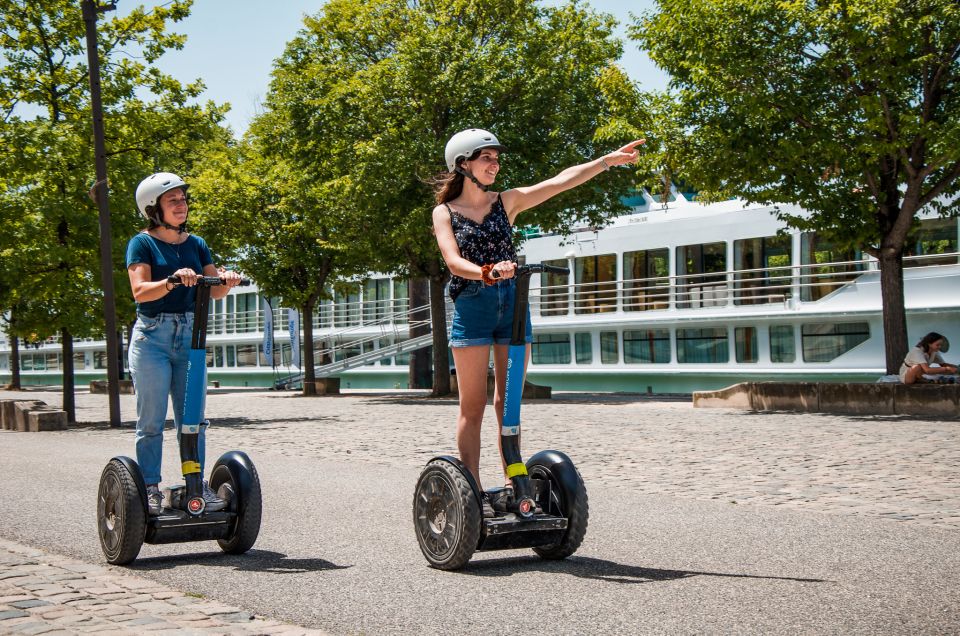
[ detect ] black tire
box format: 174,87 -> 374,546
413,460 -> 481,570
210,452 -> 262,554
528,452 -> 589,560
97,459 -> 146,565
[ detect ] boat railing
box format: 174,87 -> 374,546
531,252 -> 959,315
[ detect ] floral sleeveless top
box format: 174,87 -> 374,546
446,194 -> 516,301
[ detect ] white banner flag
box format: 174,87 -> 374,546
262,297 -> 274,365
288,308 -> 301,368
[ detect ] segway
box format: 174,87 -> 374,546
413,263 -> 588,570
97,275 -> 262,565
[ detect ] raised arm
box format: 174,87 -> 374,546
500,139 -> 645,223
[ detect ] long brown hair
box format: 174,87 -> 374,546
429,149 -> 483,204
917,332 -> 946,352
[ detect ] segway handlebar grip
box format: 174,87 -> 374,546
166,275 -> 252,287
514,263 -> 570,277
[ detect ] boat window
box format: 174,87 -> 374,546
574,332 -> 592,364
232,292 -> 258,333
363,278 -> 392,323
676,242 -> 727,308
735,327 -> 758,363
226,345 -> 236,367
393,279 -> 409,323
0,354 -> 7,371
677,327 -> 729,363
575,254 -> 617,314
770,325 -> 796,362
334,341 -> 362,362
532,333 -> 571,364
905,217 -> 958,267
333,284 -> 361,327
235,344 -> 258,367
539,259 -> 570,316
799,234 -> 863,302
801,322 -> 870,362
734,235 -> 792,305
624,329 -> 670,363
600,331 -> 619,364
623,249 -> 669,312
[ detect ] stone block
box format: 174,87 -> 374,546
893,384 -> 960,417
27,409 -> 68,431
0,399 -> 36,430
522,382 -> 551,399
751,382 -> 820,412
89,380 -> 135,394
314,378 -> 341,395
14,400 -> 48,431
692,383 -> 752,409
817,383 -> 894,415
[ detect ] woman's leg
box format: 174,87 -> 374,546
129,321 -> 173,486
452,344 -> 491,487
903,365 -> 924,385
492,343 -> 531,484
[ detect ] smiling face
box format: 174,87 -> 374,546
930,338 -> 944,353
158,187 -> 188,226
463,148 -> 501,186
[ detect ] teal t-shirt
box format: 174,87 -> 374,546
125,232 -> 214,316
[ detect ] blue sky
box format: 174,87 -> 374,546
144,0 -> 668,137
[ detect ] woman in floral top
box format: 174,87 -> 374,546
431,128 -> 644,511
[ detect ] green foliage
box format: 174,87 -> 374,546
267,0 -> 641,281
633,0 -> 960,253
0,0 -> 229,342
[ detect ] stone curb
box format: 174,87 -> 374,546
0,538 -> 325,635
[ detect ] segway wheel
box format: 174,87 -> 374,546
413,460 -> 481,570
210,451 -> 262,554
97,459 -> 146,565
527,452 -> 589,560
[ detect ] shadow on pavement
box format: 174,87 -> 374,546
129,549 -> 352,574
459,555 -> 828,584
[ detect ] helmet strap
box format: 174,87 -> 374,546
455,166 -> 489,192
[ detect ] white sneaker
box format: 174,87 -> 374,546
202,481 -> 227,512
145,484 -> 163,516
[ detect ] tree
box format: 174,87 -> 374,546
0,0 -> 229,412
274,0 -> 639,394
633,0 -> 960,373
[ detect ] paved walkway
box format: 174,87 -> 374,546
1,387 -> 958,633
0,538 -> 323,635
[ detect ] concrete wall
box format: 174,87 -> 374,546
693,382 -> 960,417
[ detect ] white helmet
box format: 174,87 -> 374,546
135,172 -> 188,221
444,128 -> 506,172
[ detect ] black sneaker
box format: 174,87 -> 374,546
481,492 -> 495,518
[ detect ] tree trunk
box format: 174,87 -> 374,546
408,277 -> 432,389
8,333 -> 21,390
429,276 -> 451,396
302,298 -> 316,396
61,328 -> 76,423
878,249 -> 908,375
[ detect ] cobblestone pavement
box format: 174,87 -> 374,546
1,387 -> 959,634
0,538 -> 324,635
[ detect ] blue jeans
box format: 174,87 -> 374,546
450,279 -> 532,347
128,312 -> 206,485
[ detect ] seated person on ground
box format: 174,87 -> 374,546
899,332 -> 958,384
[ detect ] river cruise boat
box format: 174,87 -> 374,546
2,188 -> 958,393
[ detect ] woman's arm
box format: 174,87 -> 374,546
432,205 -> 516,280
128,263 -> 172,303
500,139 -> 645,223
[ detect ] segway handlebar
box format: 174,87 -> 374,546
489,263 -> 570,280
167,275 -> 251,287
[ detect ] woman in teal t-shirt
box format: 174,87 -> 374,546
125,172 -> 242,516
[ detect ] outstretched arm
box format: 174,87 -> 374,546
500,139 -> 644,223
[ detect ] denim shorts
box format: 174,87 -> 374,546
449,279 -> 532,347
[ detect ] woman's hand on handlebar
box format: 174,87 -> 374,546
490,261 -> 516,281
219,267 -> 243,288
171,268 -> 200,287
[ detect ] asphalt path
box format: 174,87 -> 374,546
0,390 -> 958,634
